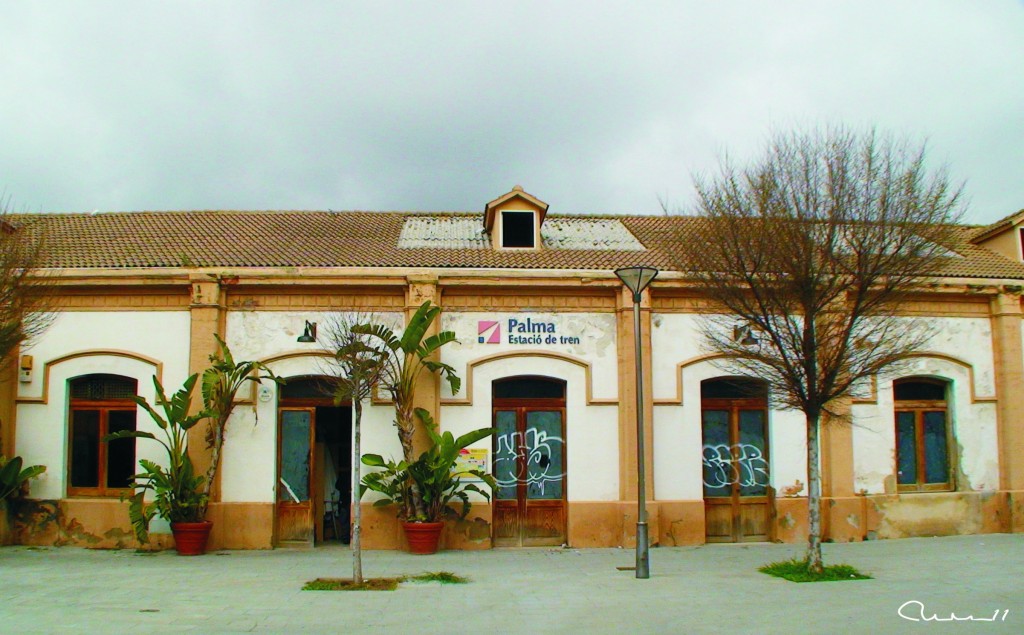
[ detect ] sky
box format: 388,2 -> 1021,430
1,1 -> 1023,226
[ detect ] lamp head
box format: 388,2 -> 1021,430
297,321 -> 317,343
614,266 -> 659,301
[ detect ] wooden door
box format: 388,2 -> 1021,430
702,399 -> 771,542
493,406 -> 567,547
276,407 -> 315,546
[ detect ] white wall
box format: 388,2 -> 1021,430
220,310 -> 403,504
441,311 -> 620,501
15,311 -> 192,499
651,313 -> 807,500
441,312 -> 619,401
853,353 -> 1000,494
440,355 -> 619,501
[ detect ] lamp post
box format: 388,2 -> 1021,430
614,265 -> 658,579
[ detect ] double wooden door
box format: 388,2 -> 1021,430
701,398 -> 772,542
492,403 -> 567,547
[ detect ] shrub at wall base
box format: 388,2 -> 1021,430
0,455 -> 46,546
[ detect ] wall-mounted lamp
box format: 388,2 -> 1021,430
19,355 -> 33,383
297,321 -> 317,343
733,324 -> 758,347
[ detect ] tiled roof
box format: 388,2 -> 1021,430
969,209 -> 1024,243
16,210 -> 1024,280
397,214 -> 644,251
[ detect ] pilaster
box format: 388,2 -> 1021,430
820,397 -> 854,497
0,348 -> 17,457
406,275 -> 439,455
187,278 -> 225,486
615,286 -> 655,501
991,292 -> 1024,492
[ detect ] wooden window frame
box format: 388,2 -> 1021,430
67,398 -> 137,498
894,384 -> 954,493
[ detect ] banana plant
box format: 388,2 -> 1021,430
103,374 -> 209,543
0,455 -> 46,502
352,301 -> 461,518
199,334 -> 280,518
361,408 -> 495,522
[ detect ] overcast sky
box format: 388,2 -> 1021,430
2,2 -> 1022,225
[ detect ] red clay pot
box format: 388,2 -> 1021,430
402,521 -> 444,554
170,521 -> 213,556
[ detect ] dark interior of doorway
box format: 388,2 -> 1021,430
315,406 -> 352,545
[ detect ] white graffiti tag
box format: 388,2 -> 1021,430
495,428 -> 565,495
702,443 -> 769,489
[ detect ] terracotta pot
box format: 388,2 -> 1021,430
402,521 -> 444,554
170,521 -> 213,556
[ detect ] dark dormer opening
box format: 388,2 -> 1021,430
502,211 -> 535,248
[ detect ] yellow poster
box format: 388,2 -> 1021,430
453,448 -> 488,477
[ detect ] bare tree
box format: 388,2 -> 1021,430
320,313 -> 387,585
0,203 -> 51,374
676,127 -> 964,572
1,203 -> 52,456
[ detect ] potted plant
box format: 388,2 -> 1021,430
352,301 -> 461,521
104,374 -> 212,555
361,408 -> 495,554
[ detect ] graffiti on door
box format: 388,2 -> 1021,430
702,443 -> 769,488
494,428 -> 565,495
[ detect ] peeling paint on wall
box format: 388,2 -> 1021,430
874,493 -> 982,539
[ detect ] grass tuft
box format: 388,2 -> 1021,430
759,558 -> 872,583
303,577 -> 401,591
409,571 -> 470,584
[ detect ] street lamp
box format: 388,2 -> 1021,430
614,265 -> 658,579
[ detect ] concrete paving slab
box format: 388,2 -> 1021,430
1,534 -> 1022,634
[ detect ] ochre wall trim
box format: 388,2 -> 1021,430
48,291 -> 190,311
442,349 -> 617,406
227,290 -> 404,312
442,291 -> 615,312
654,351 -> 994,406
16,350 -> 164,405
850,351 -> 995,404
653,352 -> 742,405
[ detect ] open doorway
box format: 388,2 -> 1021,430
276,376 -> 352,547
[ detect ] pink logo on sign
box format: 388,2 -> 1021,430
478,320 -> 500,344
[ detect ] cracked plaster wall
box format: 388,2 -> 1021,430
852,317 -> 999,495
650,313 -> 807,501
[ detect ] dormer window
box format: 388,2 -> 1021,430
484,185 -> 549,251
501,211 -> 536,248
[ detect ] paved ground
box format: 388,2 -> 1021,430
2,534 -> 1022,634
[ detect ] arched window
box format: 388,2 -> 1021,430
68,374 -> 138,497
894,377 -> 951,492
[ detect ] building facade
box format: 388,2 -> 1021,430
3,188 -> 1024,550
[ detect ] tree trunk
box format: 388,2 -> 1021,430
200,416 -> 228,517
806,412 -> 824,573
352,400 -> 362,584
396,412 -> 425,519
